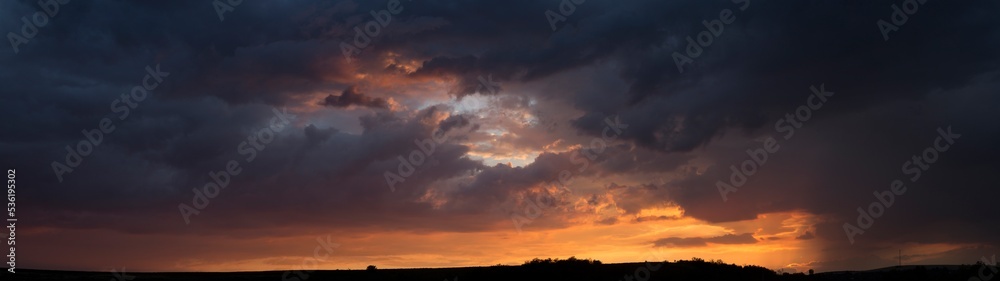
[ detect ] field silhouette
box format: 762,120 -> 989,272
4,257 -> 994,281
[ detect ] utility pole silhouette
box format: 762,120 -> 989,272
898,249 -> 901,267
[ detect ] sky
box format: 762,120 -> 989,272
1,0 -> 999,274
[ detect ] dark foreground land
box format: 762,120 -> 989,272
2,258 -> 995,281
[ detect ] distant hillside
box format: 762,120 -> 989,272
2,257 -> 995,281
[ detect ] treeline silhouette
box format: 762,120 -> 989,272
6,257 -> 996,281
520,256 -> 603,267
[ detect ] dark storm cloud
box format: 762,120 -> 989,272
322,85 -> 390,108
661,81 -> 1000,269
653,233 -> 758,248
796,231 -> 815,240
386,0 -> 1000,269
567,1 -> 1000,153
398,0 -> 1000,269
0,0 -> 507,237
6,103 -> 490,236
634,215 -> 680,223
438,114 -> 475,133
359,0 -> 1000,156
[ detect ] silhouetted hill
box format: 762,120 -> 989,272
2,258 -> 994,281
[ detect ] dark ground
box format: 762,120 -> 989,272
2,258 -> 995,281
